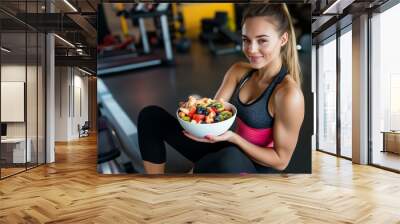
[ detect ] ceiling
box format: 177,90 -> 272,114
0,0 -> 99,72
311,0 -> 390,43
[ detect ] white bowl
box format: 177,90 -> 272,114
177,102 -> 237,138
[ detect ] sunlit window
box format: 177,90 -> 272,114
371,2 -> 400,171
340,29 -> 352,158
318,37 -> 337,154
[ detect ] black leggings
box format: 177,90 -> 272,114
137,105 -> 276,173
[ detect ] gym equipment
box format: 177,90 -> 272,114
200,11 -> 241,56
97,3 -> 174,76
97,115 -> 123,174
173,3 -> 191,53
115,3 -> 130,38
97,106 -> 143,174
97,4 -> 136,55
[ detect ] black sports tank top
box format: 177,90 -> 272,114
230,66 -> 288,129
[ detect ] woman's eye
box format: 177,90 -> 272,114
258,39 -> 268,44
242,39 -> 249,43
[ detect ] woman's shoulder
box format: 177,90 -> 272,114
274,75 -> 304,107
226,61 -> 254,83
272,74 -> 304,124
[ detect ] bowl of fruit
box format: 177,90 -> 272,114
177,96 -> 237,138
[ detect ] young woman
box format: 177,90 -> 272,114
138,4 -> 304,174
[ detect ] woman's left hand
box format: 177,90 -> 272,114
182,130 -> 236,143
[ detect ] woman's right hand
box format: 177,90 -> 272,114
182,130 -> 236,144
182,131 -> 213,143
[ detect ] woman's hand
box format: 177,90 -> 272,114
182,130 -> 236,143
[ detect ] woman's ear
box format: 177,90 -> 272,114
280,32 -> 288,47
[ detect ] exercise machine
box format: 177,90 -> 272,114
97,106 -> 141,174
200,11 -> 241,56
173,3 -> 191,53
97,4 -> 136,57
97,3 -> 174,76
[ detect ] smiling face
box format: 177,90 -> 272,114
242,16 -> 288,69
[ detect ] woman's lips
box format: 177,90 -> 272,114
249,56 -> 263,63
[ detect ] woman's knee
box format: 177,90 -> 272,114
138,105 -> 165,124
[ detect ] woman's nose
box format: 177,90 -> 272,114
247,42 -> 258,53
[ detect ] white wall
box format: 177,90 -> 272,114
75,71 -> 89,139
1,65 -> 36,137
1,65 -> 26,141
1,65 -> 26,128
1,63 -> 46,164
55,66 -> 69,141
54,67 -> 89,141
1,65 -> 26,81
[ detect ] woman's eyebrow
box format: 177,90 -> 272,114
241,35 -> 270,38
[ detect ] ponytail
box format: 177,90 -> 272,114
281,4 -> 301,85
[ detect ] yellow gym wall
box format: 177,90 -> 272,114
178,3 -> 236,39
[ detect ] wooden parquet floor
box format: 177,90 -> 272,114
1,167 -> 26,178
1,135 -> 400,223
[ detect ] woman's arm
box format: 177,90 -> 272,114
213,62 -> 252,102
230,84 -> 304,170
183,64 -> 304,171
185,84 -> 304,171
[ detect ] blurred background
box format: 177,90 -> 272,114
97,3 -> 312,174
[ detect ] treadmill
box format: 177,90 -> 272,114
97,3 -> 173,76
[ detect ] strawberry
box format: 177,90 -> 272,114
192,114 -> 205,123
188,106 -> 196,118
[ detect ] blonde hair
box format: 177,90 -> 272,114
241,3 -> 302,85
